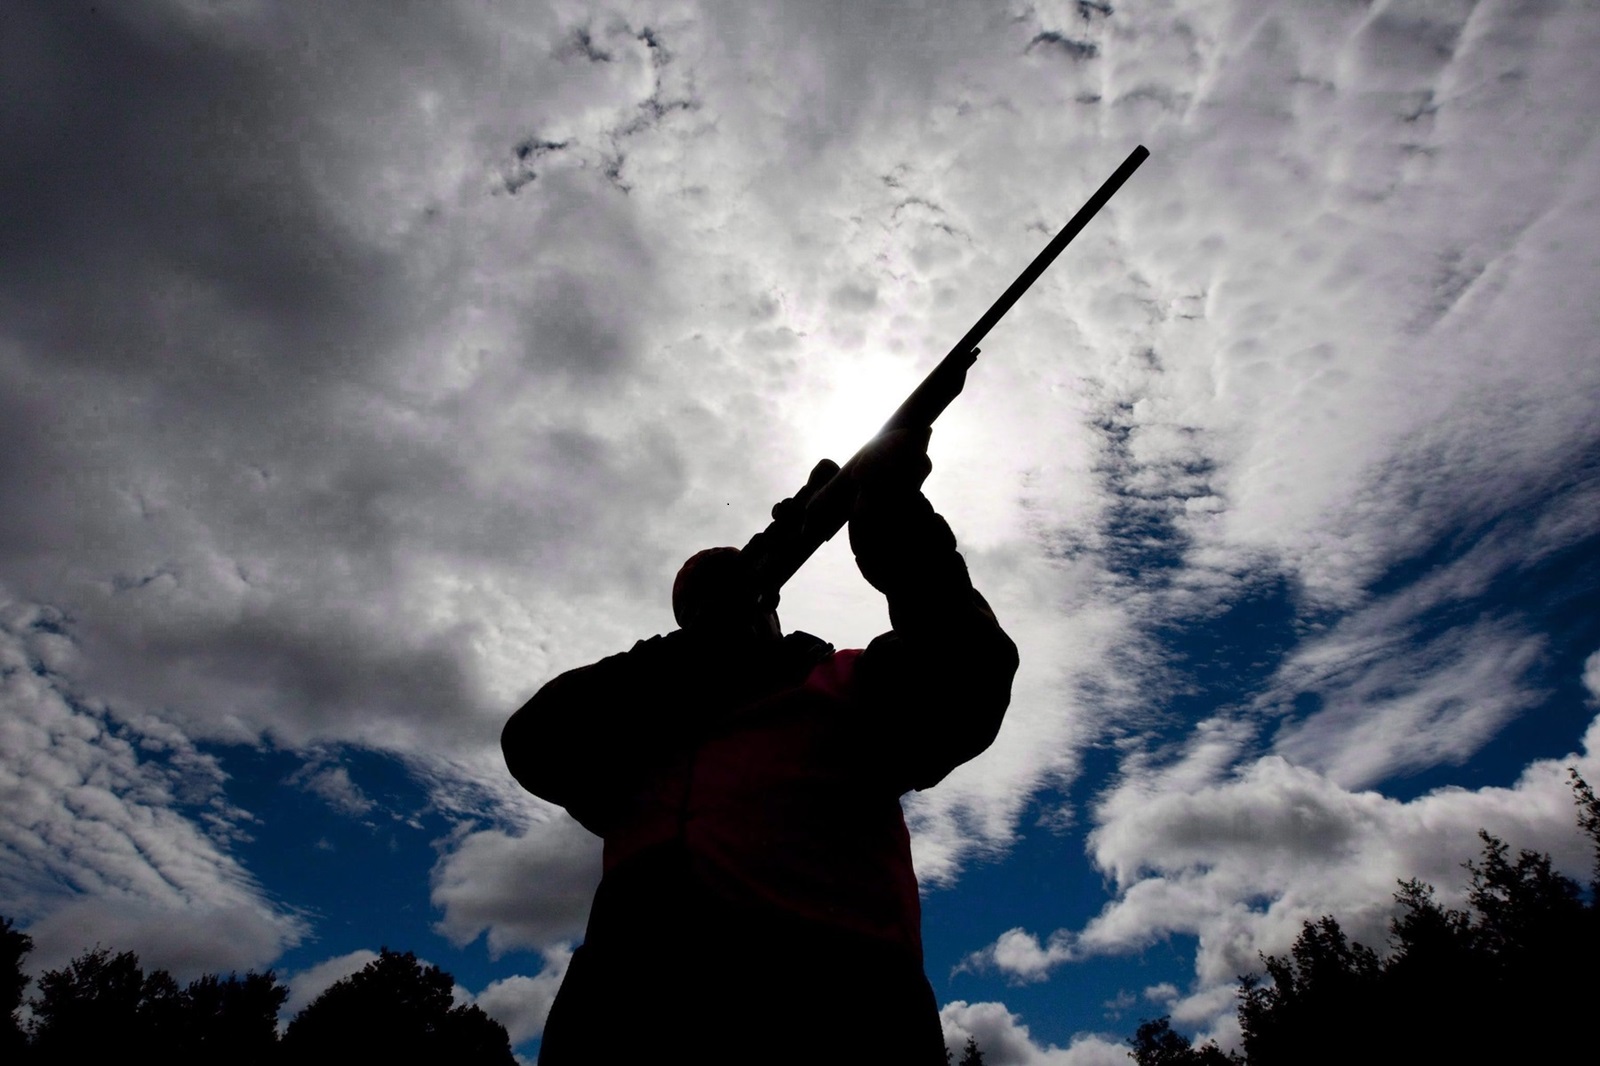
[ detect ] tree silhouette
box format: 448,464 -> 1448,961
1137,771 -> 1600,1064
1236,916 -> 1380,1065
1382,827 -> 1592,1062
957,1034 -> 986,1066
2,918 -> 30,1062
1571,767 -> 1600,891
1129,1017 -> 1239,1065
26,944 -> 287,1065
1237,827 -> 1598,1064
29,947 -> 150,1062
176,970 -> 289,1063
281,947 -> 514,1064
5,924 -> 516,1063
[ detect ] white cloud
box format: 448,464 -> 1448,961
3,0 -> 1599,1038
940,1000 -> 1127,1066
281,949 -> 381,1019
960,927 -> 1075,985
0,597 -> 304,979
1584,650 -> 1600,703
473,946 -> 573,1045
963,700 -> 1600,1033
430,816 -> 601,955
1143,982 -> 1178,1005
23,897 -> 304,986
1269,621 -> 1546,789
288,761 -> 377,818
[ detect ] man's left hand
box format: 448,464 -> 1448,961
851,428 -> 932,496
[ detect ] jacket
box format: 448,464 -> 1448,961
501,494 -> 1018,1061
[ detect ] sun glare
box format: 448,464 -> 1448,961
795,352 -> 924,466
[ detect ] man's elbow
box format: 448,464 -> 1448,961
975,620 -> 1020,706
501,701 -> 541,795
957,628 -> 1020,756
922,632 -> 1020,785
501,687 -> 572,803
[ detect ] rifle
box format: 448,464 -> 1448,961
742,145 -> 1150,610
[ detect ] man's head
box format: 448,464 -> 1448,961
673,547 -> 779,640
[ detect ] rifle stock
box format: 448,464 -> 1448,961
743,145 -> 1149,607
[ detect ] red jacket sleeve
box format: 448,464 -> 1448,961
850,493 -> 1020,793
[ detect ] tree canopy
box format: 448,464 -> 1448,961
3,929 -> 515,1065
2,918 -> 33,1061
1131,770 -> 1600,1065
1128,1017 -> 1238,1066
281,947 -> 515,1065
21,944 -> 286,1065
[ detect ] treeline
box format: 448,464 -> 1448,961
1129,770 -> 1600,1065
0,926 -> 515,1065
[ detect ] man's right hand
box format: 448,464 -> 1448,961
850,428 -> 932,498
847,428 -> 959,596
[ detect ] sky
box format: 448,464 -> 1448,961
2,0 -> 1598,1061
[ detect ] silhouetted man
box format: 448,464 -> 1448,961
503,429 -> 1018,1064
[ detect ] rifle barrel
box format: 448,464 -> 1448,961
949,144 -> 1149,361
747,145 -> 1150,601
876,144 -> 1149,435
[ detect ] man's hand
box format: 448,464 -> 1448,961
850,427 -> 932,497
770,458 -> 841,528
848,428 -> 957,596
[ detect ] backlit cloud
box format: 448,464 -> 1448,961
2,1 -> 1596,1057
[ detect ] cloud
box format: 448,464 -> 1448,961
964,698 -> 1600,1032
288,761 -> 377,819
1,596 -> 305,979
940,1000 -> 1126,1066
0,0 -> 696,764
1074,0 -> 1600,610
2,3 -> 1598,1048
946,0 -> 1600,1014
23,897 -> 304,986
1143,982 -> 1179,1005
472,946 -> 573,1045
3,0 -> 1587,895
895,0 -> 1600,890
959,928 -> 1075,985
430,817 -> 601,955
280,949 -> 381,1020
1268,619 -> 1548,789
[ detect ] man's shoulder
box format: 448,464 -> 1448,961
600,629 -> 838,693
781,629 -> 834,662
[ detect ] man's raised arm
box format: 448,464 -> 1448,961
846,430 -> 1020,793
